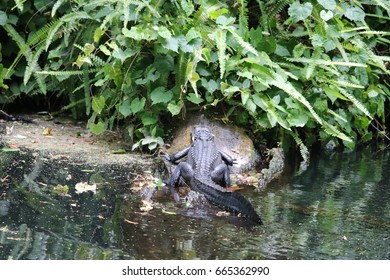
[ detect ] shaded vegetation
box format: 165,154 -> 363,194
0,0 -> 389,153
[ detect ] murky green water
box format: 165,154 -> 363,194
1,147 -> 389,259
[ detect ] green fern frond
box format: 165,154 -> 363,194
337,87 -> 373,120
61,11 -> 91,22
323,123 -> 353,142
359,30 -> 390,36
14,0 -> 25,11
334,80 -> 364,89
37,69 -> 99,76
45,19 -> 63,51
238,0 -> 249,36
326,109 -> 348,124
216,28 -> 227,79
351,39 -> 389,74
305,48 -> 321,79
224,26 -> 259,57
371,0 -> 390,14
270,72 -> 323,125
266,0 -> 292,19
317,64 -> 340,76
290,129 -> 309,165
4,20 -> 60,79
3,24 -> 31,79
24,42 -> 45,85
51,0 -> 67,17
287,57 -> 367,68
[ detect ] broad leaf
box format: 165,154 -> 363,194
92,95 -> 105,115
288,2 -> 313,23
119,99 -> 132,117
317,0 -> 336,11
150,87 -> 173,104
130,97 -> 146,114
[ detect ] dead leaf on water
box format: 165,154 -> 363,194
225,185 -> 244,191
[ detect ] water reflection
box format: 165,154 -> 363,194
1,147 -> 389,259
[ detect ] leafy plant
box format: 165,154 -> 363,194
1,0 -> 389,154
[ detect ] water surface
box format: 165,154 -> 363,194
1,147 -> 389,259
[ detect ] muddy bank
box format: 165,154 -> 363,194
0,115 -> 166,189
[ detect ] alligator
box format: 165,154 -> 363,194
164,126 -> 262,225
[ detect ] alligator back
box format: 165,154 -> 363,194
192,177 -> 263,225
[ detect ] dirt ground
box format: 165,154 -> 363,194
0,114 -> 142,165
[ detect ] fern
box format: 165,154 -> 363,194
305,48 -> 321,79
266,0 -> 292,20
238,0 -> 249,37
290,129 -> 310,168
45,19 -> 63,51
51,0 -> 67,17
270,72 -> 323,125
287,57 -> 367,68
323,123 -> 353,142
37,69 -> 98,76
24,42 -> 45,86
336,87 -> 373,120
224,26 -> 259,57
215,28 -> 227,79
371,0 -> 390,14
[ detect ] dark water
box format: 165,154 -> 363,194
1,147 -> 389,259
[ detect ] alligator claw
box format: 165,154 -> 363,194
160,152 -> 172,162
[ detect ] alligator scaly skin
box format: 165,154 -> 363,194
167,126 -> 262,224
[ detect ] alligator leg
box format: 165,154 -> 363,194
220,150 -> 236,166
210,163 -> 231,188
167,146 -> 191,163
168,162 -> 194,203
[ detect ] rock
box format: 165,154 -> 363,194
258,148 -> 285,189
165,115 -> 259,173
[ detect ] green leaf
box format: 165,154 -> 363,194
92,96 -> 105,115
288,2 -> 313,23
0,11 -> 8,26
187,93 -> 204,104
157,26 -> 171,39
216,15 -> 236,26
130,97 -> 146,114
180,0 -> 194,16
162,37 -> 179,53
89,121 -> 105,135
119,99 -> 132,117
186,27 -> 200,42
141,112 -> 158,126
324,86 -> 349,102
344,6 -> 365,22
293,43 -> 305,58
2,147 -> 20,152
112,48 -> 138,63
317,0 -> 336,10
201,78 -> 219,93
94,27 -> 104,43
241,90 -> 250,105
99,45 -> 111,56
150,87 -> 173,105
320,10 -> 333,21
167,101 -> 183,116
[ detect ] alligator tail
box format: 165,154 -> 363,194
192,177 -> 263,225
